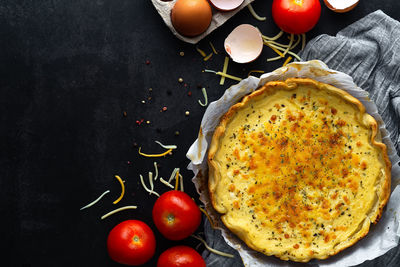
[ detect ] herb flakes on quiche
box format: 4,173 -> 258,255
208,78 -> 391,262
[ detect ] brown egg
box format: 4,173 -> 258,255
171,0 -> 212,37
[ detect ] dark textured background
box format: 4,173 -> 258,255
1,0 -> 399,266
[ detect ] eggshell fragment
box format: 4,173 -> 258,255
208,0 -> 244,11
171,0 -> 212,37
323,0 -> 359,13
224,24 -> 263,64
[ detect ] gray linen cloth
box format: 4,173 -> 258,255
202,10 -> 400,267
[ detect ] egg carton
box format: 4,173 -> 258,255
151,0 -> 255,44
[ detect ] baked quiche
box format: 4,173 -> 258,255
208,78 -> 391,262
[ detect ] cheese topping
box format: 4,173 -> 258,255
209,79 -> 390,262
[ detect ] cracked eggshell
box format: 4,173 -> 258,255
324,0 -> 359,13
208,0 -> 244,11
224,24 -> 263,64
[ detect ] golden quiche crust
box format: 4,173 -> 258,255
208,78 -> 391,262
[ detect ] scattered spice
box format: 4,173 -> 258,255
145,60 -> 150,65
187,91 -> 192,96
175,131 -> 180,136
162,106 -> 167,112
136,119 -> 144,125
179,51 -> 185,56
122,111 -> 127,117
141,100 -> 146,104
185,111 -> 190,116
146,120 -> 150,124
178,77 -> 184,83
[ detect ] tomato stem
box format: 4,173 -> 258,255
167,214 -> 175,224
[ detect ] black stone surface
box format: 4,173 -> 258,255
1,0 -> 399,266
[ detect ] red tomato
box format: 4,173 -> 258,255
272,0 -> 321,34
152,190 -> 201,240
107,220 -> 156,266
157,246 -> 206,267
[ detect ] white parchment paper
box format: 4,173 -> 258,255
186,60 -> 400,267
151,0 -> 254,44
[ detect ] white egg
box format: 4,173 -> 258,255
224,24 -> 263,64
209,0 -> 244,11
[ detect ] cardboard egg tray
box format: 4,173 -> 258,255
151,0 -> 255,44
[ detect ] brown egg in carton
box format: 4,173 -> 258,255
151,0 -> 255,44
